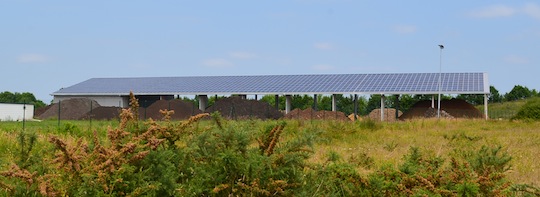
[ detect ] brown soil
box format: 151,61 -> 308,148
348,114 -> 362,121
206,97 -> 282,120
399,99 -> 482,120
34,105 -> 52,118
284,108 -> 349,121
82,106 -> 122,120
367,108 -> 403,122
38,98 -> 100,120
139,100 -> 202,120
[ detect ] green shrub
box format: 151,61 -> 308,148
512,98 -> 540,120
58,122 -> 80,134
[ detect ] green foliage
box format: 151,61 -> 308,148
57,122 -> 80,135
468,145 -> 512,176
348,151 -> 375,169
175,117 -> 315,196
456,94 -> 484,105
398,94 -> 419,113
490,85 -> 503,103
512,98 -> 540,120
508,184 -> 540,196
456,181 -> 480,197
505,85 -> 533,101
0,91 -> 46,108
16,131 -> 37,169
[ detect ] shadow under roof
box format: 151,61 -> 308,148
52,73 -> 490,96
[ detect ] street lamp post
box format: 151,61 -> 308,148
438,44 -> 444,118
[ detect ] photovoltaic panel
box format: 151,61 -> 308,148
52,73 -> 489,96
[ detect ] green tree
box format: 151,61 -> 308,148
292,95 -> 313,110
456,94 -> 484,105
397,94 -> 419,112
365,95 -> 393,115
0,91 -> 46,108
489,86 -> 503,103
505,85 -> 532,101
0,91 -> 17,103
260,95 -> 286,110
317,95 -> 332,111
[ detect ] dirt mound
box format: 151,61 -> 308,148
139,100 -> 202,120
82,106 -> 122,120
34,105 -> 52,118
38,98 -> 100,120
367,108 -> 402,122
284,108 -> 349,121
400,99 -> 482,120
348,114 -> 362,121
423,108 -> 454,119
206,97 -> 282,120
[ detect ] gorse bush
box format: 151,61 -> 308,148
512,97 -> 540,120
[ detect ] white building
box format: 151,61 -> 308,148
0,103 -> 34,121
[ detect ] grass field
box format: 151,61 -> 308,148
1,118 -> 539,188
0,115 -> 540,196
304,119 -> 540,186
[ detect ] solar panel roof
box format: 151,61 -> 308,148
52,73 -> 489,96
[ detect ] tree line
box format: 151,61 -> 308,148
258,85 -> 539,115
0,91 -> 46,108
3,84 -> 538,115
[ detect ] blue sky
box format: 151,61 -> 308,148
2,1 -> 539,102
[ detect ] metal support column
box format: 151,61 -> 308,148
285,95 -> 292,114
353,94 -> 358,121
331,94 -> 337,111
380,95 -> 385,121
484,94 -> 489,120
275,95 -> 279,110
313,94 -> 318,111
395,95 -> 400,119
198,95 -> 208,112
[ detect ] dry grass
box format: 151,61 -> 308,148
307,118 -> 540,186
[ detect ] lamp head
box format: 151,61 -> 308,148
439,45 -> 444,49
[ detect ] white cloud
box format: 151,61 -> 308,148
467,3 -> 540,20
523,3 -> 540,20
229,51 -> 257,59
393,25 -> 417,34
468,4 -> 516,18
312,64 -> 335,71
17,53 -> 50,63
313,42 -> 334,50
202,58 -> 234,68
503,55 -> 529,64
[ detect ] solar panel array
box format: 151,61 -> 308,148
52,73 -> 489,96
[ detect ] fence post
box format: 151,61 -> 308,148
57,100 -> 61,127
22,102 -> 26,131
89,100 -> 92,131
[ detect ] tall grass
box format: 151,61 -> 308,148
309,119 -> 540,186
478,99 -> 529,119
0,116 -> 539,195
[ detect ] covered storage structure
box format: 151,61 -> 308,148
51,72 -> 491,120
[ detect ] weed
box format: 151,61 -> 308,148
357,118 -> 381,131
383,140 -> 398,152
443,132 -> 482,142
348,151 -> 374,169
57,122 -> 79,135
